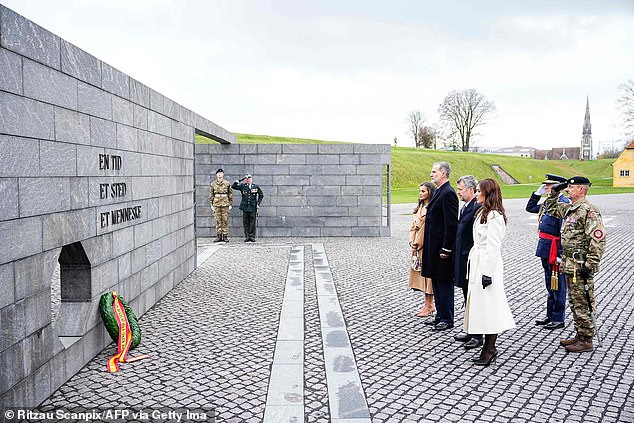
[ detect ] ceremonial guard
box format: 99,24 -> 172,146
231,174 -> 264,242
209,168 -> 233,242
525,177 -> 569,330
545,176 -> 606,352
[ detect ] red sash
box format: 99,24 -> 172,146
106,292 -> 150,373
538,232 -> 560,265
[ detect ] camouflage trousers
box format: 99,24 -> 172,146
565,273 -> 595,337
213,206 -> 230,235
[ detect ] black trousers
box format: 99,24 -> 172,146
432,278 -> 454,324
242,211 -> 257,239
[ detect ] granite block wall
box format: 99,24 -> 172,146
195,143 -> 391,238
0,5 -> 234,407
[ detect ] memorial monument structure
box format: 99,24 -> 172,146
1,5 -> 390,407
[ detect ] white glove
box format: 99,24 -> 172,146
535,184 -> 548,196
229,206 -> 232,210
211,207 -> 215,212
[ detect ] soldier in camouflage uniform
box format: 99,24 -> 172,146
545,176 -> 606,352
209,168 -> 233,242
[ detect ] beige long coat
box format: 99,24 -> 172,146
464,210 -> 516,334
408,205 -> 433,294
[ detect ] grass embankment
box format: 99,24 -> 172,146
196,134 -> 634,202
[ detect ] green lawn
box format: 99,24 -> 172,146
197,132 -> 631,203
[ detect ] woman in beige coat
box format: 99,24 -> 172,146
464,178 -> 516,366
409,182 -> 436,316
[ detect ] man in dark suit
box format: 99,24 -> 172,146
452,175 -> 483,348
422,162 -> 459,331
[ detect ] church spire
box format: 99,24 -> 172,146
581,95 -> 593,160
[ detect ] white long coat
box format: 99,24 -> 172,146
464,210 -> 516,334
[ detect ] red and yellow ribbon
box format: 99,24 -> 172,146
106,291 -> 150,373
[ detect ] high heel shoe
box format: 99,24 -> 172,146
474,348 -> 498,366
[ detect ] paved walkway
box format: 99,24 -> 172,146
37,194 -> 634,422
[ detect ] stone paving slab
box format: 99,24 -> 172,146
31,194 -> 634,422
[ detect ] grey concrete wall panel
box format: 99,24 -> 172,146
318,144 -> 354,154
0,137 -> 40,177
306,154 -> 339,165
149,89 -> 164,114
245,153 -> 277,165
0,6 -> 60,69
19,177 -> 71,217
78,82 -> 112,120
102,63 -> 129,99
90,117 -> 117,149
61,40 -> 101,87
0,47 -> 23,94
42,208 -> 96,250
55,107 -> 90,145
70,178 -> 90,209
40,140 -> 76,176
111,96 -> 134,126
0,217 -> 43,264
339,154 -> 360,165
23,59 -> 77,109
148,110 -> 171,137
133,103 -> 148,130
282,144 -> 318,154
239,144 -> 258,154
0,178 -> 19,221
130,78 -> 150,107
0,92 -> 54,140
0,262 -> 15,308
116,123 -> 138,151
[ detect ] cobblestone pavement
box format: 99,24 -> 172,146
37,194 -> 633,422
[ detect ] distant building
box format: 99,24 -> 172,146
470,146 -> 536,158
535,147 -> 581,160
613,139 -> 634,187
581,96 -> 593,160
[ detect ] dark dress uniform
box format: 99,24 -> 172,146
526,192 -> 569,326
231,178 -> 264,241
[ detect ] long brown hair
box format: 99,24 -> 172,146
477,178 -> 507,224
413,182 -> 436,213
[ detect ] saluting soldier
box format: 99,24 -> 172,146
526,177 -> 569,330
209,168 -> 233,242
545,176 -> 606,352
232,174 -> 264,242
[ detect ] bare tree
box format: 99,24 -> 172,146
407,110 -> 425,148
419,126 -> 436,149
438,89 -> 496,152
617,79 -> 634,136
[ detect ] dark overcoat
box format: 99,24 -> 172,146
421,181 -> 459,280
453,198 -> 481,289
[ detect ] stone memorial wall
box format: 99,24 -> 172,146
195,143 -> 391,238
0,5 -> 234,407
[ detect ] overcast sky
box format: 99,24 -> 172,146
3,0 -> 633,150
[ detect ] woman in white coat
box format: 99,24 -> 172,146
464,178 -> 516,366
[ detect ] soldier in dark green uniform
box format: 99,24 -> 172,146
545,176 -> 606,353
232,174 -> 264,242
209,168 -> 233,242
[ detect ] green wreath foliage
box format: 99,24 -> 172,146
99,292 -> 141,350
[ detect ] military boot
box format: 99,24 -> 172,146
213,235 -> 223,242
559,334 -> 581,347
222,234 -> 229,243
565,336 -> 593,353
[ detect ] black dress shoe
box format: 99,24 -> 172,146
544,321 -> 564,330
464,337 -> 484,350
535,317 -> 552,326
474,349 -> 498,366
424,318 -> 440,326
433,322 -> 454,331
454,333 -> 471,342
